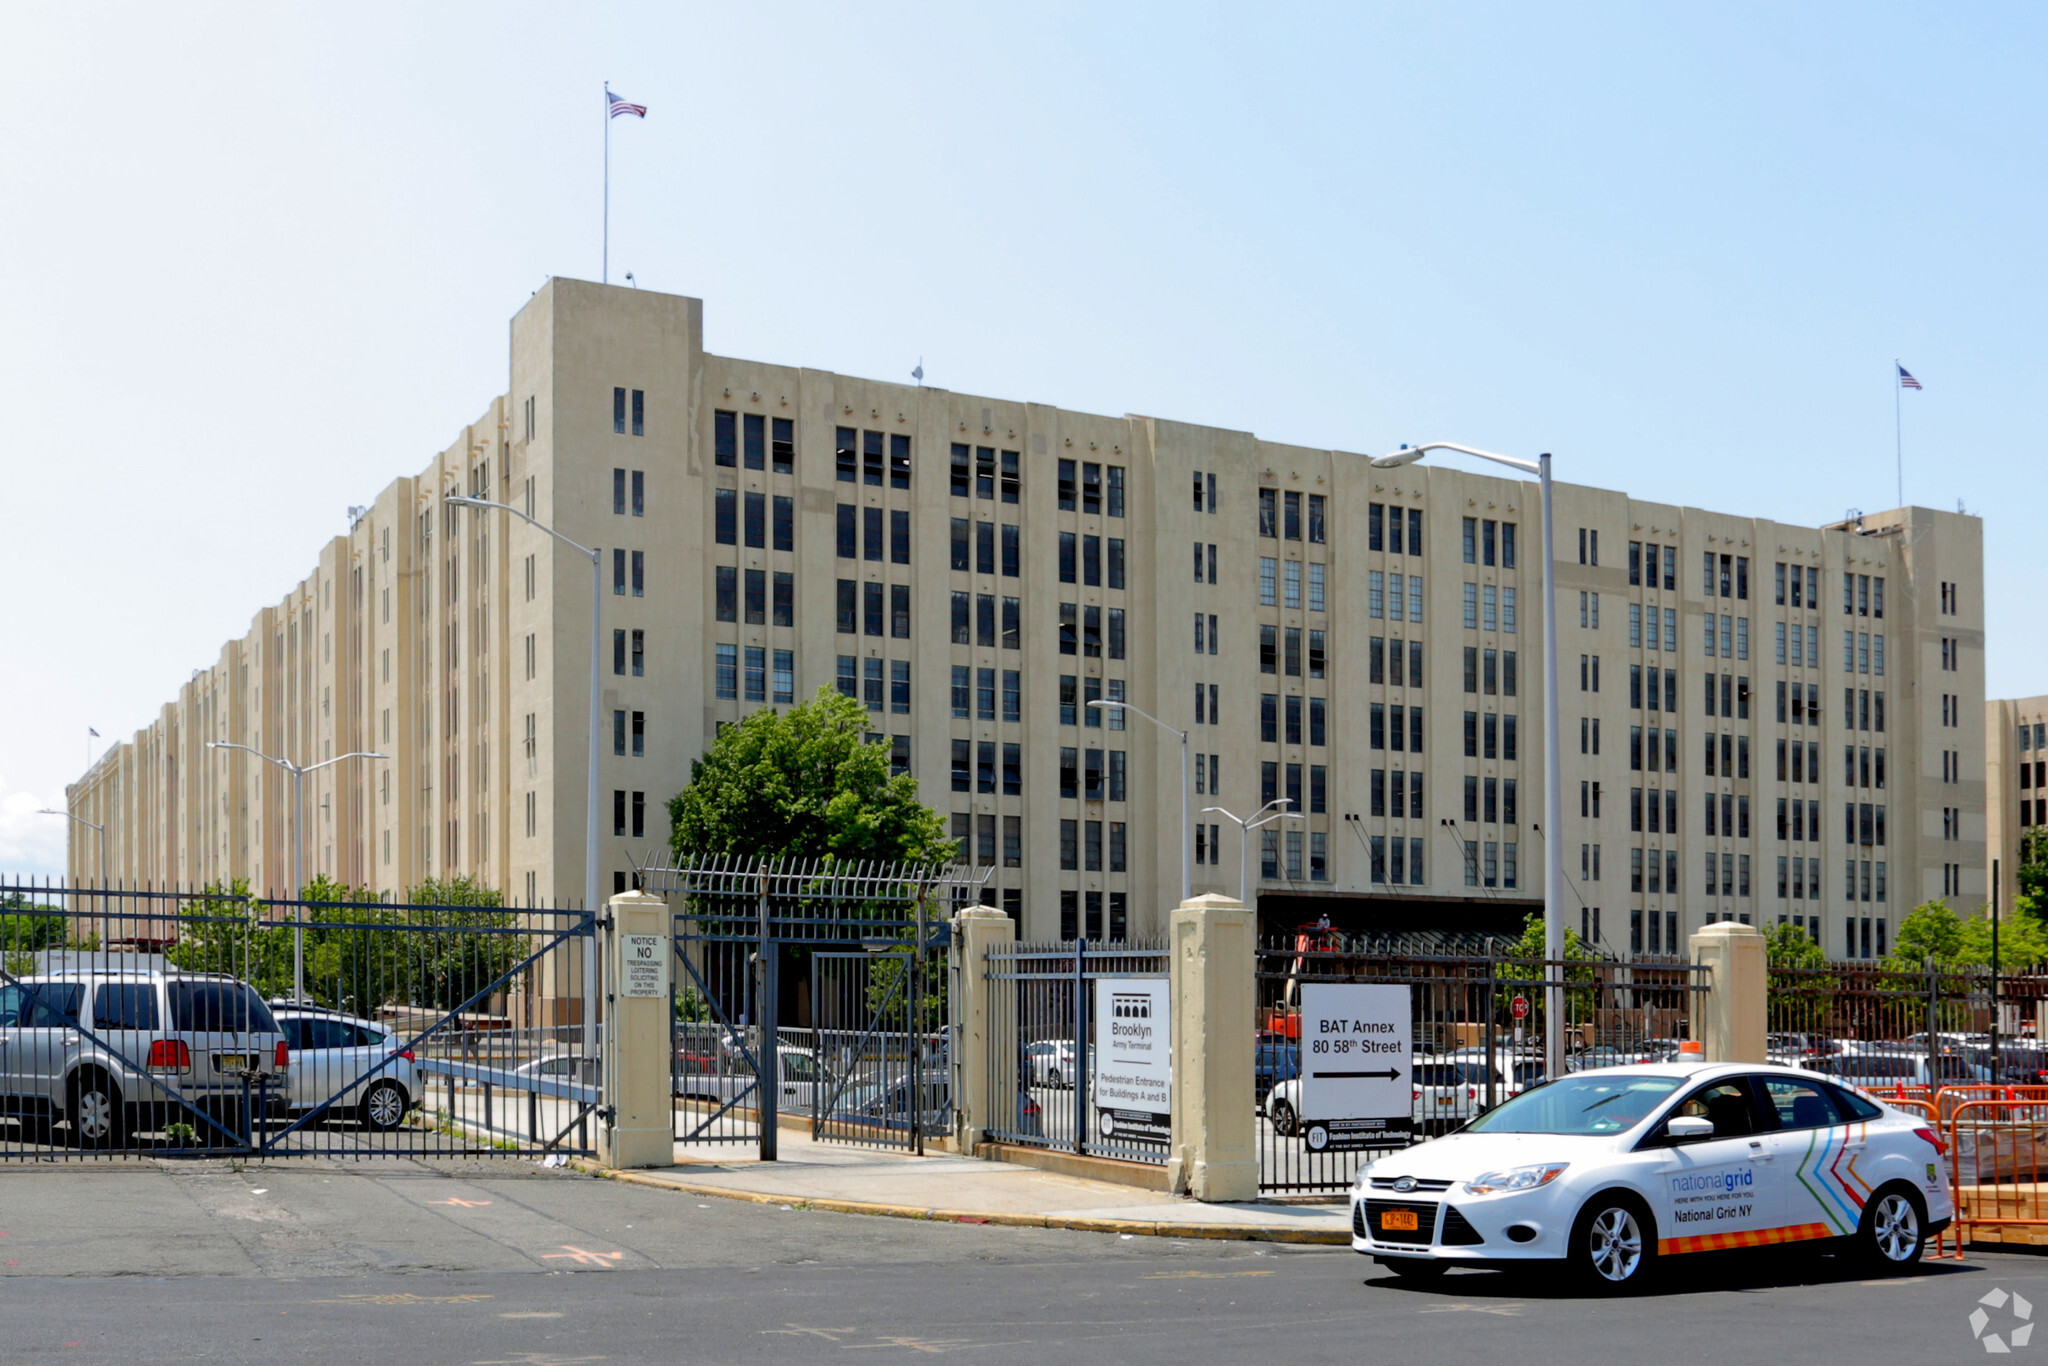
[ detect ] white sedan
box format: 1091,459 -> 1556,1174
1351,1062 -> 1952,1291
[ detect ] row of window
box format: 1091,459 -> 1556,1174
1052,459 -> 1122,515
1261,761 -> 1329,813
1774,561 -> 1819,608
949,445 -> 1019,501
1774,621 -> 1822,668
1256,489 -> 1330,542
2023,723 -> 2048,751
1057,818 -> 1127,871
1461,646 -> 1516,696
1259,558 -> 1328,610
834,581 -> 915,638
1263,694 -> 1332,746
713,490 -> 795,550
841,506 -> 913,563
714,567 -> 795,626
844,428 -> 912,487
957,667 -> 1025,722
1059,603 -> 1127,658
1465,583 -> 1514,631
1461,840 -> 1512,889
1462,711 -> 1516,760
1058,533 -> 1125,587
1055,748 -> 1127,801
832,655 -> 909,713
1059,891 -> 1130,942
1630,541 -> 1676,590
952,519 -> 1020,575
1629,603 -> 1677,651
2019,759 -> 2047,789
955,812 -> 1024,867
952,740 -> 1024,795
1056,675 -> 1126,727
1462,775 -> 1518,825
1371,769 -> 1418,818
712,410 -> 798,474
1463,518 -> 1518,567
612,468 -> 644,516
1260,626 -> 1328,677
1270,827 -> 1333,882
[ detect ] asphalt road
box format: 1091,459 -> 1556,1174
0,1157 -> 2035,1364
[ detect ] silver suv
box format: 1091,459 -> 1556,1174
0,970 -> 286,1147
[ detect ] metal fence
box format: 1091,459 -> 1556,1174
643,855 -> 972,1159
0,879 -> 597,1160
983,938 -> 1171,1166
1255,934 -> 1708,1194
1768,960 -> 2048,1091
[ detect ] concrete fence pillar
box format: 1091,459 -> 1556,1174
1169,892 -> 1256,1202
1689,920 -> 1767,1064
952,906 -> 1015,1152
601,889 -> 674,1169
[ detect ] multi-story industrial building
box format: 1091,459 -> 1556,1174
1987,694 -> 2048,907
67,278 -> 1986,970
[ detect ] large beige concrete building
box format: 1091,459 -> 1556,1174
1986,694 -> 2048,907
67,279 -> 1986,962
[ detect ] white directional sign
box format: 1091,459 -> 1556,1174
1093,977 -> 1171,1146
619,934 -> 670,999
1298,983 -> 1413,1150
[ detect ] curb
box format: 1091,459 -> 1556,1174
568,1160 -> 1350,1244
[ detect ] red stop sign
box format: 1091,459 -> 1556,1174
1511,996 -> 1529,1020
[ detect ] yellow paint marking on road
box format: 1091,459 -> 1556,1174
1417,1302 -> 1526,1317
434,1198 -> 495,1208
1140,1269 -> 1278,1280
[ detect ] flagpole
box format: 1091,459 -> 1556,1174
603,82 -> 611,285
1894,358 -> 1903,509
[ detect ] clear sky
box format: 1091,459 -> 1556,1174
2,3 -> 2039,877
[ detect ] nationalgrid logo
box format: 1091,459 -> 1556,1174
1970,1288 -> 2035,1354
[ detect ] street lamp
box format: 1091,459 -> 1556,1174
445,495 -> 603,1060
1201,800 -> 1303,906
1086,699 -> 1191,907
1372,441 -> 1564,1081
207,742 -> 386,1003
38,809 -> 105,888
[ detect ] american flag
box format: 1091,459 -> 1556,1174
1897,364 -> 1922,390
607,91 -> 646,119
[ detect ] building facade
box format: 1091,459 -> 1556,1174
67,279 -> 1986,966
1986,694 -> 2048,908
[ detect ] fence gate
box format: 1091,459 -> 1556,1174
0,879 -> 599,1162
642,855 -> 976,1161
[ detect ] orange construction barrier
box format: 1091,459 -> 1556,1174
1946,1098 -> 2048,1252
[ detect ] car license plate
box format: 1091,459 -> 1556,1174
215,1055 -> 250,1071
1380,1209 -> 1419,1231
1437,1096 -> 1456,1106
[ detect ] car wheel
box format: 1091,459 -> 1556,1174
1271,1099 -> 1298,1137
1046,1069 -> 1063,1090
1856,1185 -> 1926,1271
1380,1257 -> 1448,1281
69,1074 -> 124,1150
1570,1193 -> 1655,1293
360,1081 -> 409,1132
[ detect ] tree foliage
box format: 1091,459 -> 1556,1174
1882,898 -> 2048,972
667,689 -> 953,865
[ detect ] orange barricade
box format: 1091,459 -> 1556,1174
1946,1098 -> 2048,1252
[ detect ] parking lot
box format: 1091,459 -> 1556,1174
0,1156 -> 2035,1365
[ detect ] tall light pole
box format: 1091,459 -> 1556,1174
207,742 -> 386,1003
1086,700 -> 1191,907
1373,442 -> 1564,1082
1201,800 -> 1303,906
446,495 -> 603,1060
39,809 -> 106,888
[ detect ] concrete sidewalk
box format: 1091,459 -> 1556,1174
577,1131 -> 1351,1243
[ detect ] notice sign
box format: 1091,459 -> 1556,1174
1093,977 -> 1171,1145
1298,983 -> 1413,1151
619,934 -> 670,999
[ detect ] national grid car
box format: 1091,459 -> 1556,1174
1351,1061 -> 1951,1291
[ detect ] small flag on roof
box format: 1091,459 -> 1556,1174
607,91 -> 646,119
1897,364 -> 1922,390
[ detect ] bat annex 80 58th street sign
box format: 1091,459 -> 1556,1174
1296,983 -> 1414,1151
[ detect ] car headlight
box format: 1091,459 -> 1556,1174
1463,1163 -> 1569,1195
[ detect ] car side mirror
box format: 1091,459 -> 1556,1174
1665,1115 -> 1715,1142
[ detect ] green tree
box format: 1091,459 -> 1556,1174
2016,830 -> 2048,906
393,875 -> 529,1012
668,688 -> 953,865
1498,912 -> 1603,1024
1765,922 -> 1829,971
1765,922 -> 1835,1033
1,892 -> 67,975
1885,900 -> 1966,970
1959,898 -> 2048,971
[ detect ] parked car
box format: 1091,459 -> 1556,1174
0,970 -> 286,1147
268,1006 -> 419,1131
674,1045 -> 830,1111
1962,1045 -> 2048,1085
1807,1051 -> 1989,1089
1266,1053 -> 1530,1141
1351,1062 -> 1951,1289
1256,1037 -> 1301,1104
514,1054 -> 601,1087
1025,1039 -> 1078,1089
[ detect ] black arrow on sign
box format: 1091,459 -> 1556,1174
1313,1067 -> 1401,1081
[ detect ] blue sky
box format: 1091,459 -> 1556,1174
1,3 -> 2038,875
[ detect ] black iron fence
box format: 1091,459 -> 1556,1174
0,879 -> 596,1160
1768,960 -> 2048,1090
983,939 -> 1172,1166
1256,935 -> 1709,1194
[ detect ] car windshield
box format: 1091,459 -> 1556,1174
1463,1073 -> 1684,1135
